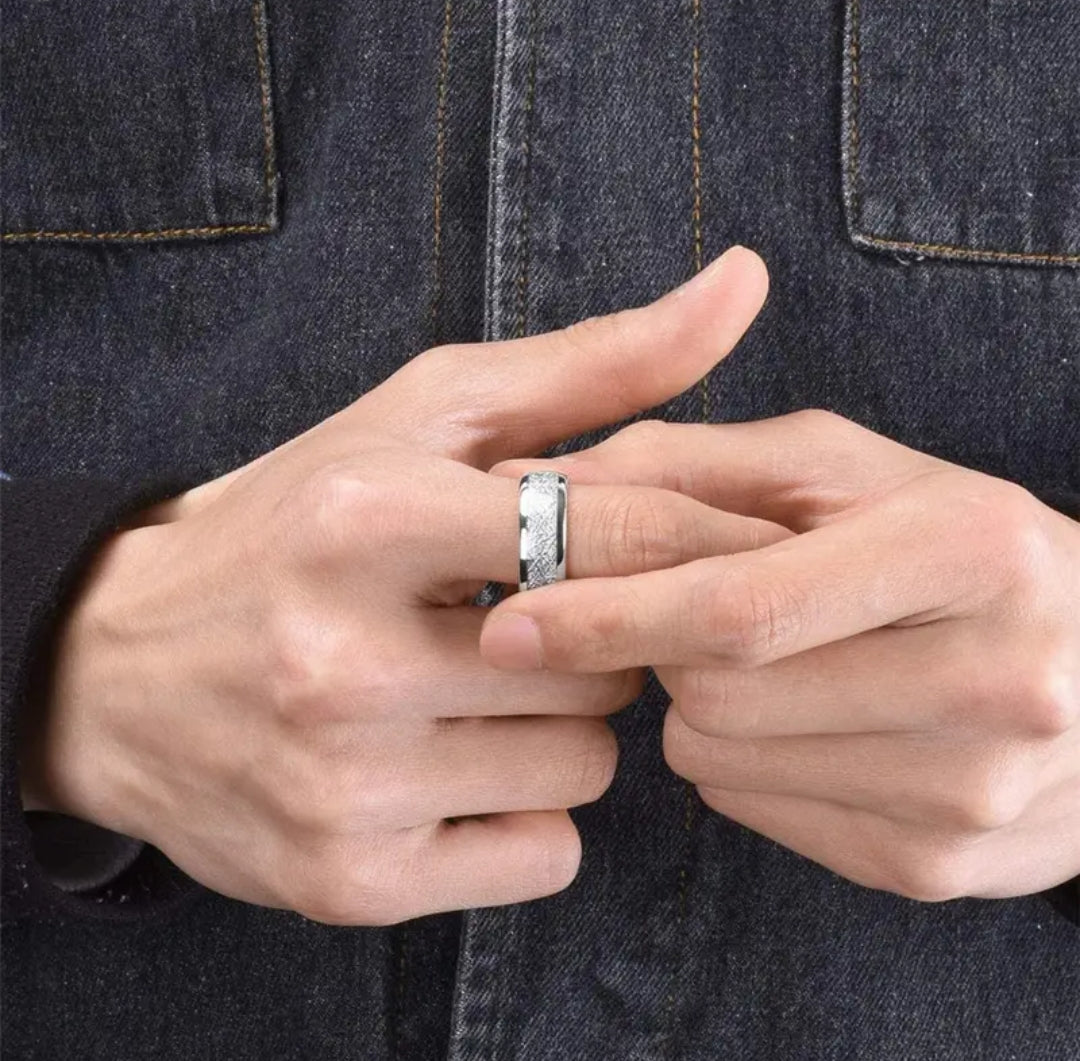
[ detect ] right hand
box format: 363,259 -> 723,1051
24,247 -> 776,924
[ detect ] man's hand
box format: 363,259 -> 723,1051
484,412 -> 1080,902
21,247 -> 777,924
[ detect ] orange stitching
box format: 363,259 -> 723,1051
665,3 -> 705,1052
1,224 -> 273,243
677,782 -> 697,914
430,0 -> 454,334
2,0 -> 276,244
854,232 -> 1080,264
252,0 -> 276,217
847,0 -> 862,227
665,774 -> 699,1053
513,0 -> 539,339
690,0 -> 707,422
394,925 -> 408,1061
846,0 -> 1077,266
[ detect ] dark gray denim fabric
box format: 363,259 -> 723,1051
2,0 -> 1078,1058
1,0 -> 278,240
842,0 -> 1080,266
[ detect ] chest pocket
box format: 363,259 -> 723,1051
842,0 -> 1080,267
0,0 -> 277,244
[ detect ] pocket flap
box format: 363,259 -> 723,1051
842,0 -> 1080,267
1,0 -> 278,243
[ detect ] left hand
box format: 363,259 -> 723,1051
482,411 -> 1080,902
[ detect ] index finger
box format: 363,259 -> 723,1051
479,495 -> 980,673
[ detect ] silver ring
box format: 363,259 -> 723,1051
518,472 -> 568,591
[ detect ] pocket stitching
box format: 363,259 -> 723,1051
843,0 -> 1080,266
0,0 -> 278,245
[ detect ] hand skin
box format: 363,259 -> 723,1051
20,247 -> 781,925
485,413 -> 1080,903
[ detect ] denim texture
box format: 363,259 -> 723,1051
842,0 -> 1080,265
0,0 -> 278,240
2,0 -> 1078,1058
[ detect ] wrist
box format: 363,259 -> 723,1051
19,525 -> 151,836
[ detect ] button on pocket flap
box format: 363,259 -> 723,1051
842,0 -> 1080,267
1,0 -> 277,244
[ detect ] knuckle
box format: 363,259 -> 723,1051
267,747 -> 380,837
262,607 -> 343,727
1014,648 -> 1079,738
883,843 -> 971,904
673,670 -> 732,736
662,708 -> 701,780
350,653 -> 411,725
556,310 -> 649,406
397,344 -> 504,451
954,478 -> 1052,596
553,595 -> 636,671
275,757 -> 412,838
300,463 -> 402,556
615,419 -> 670,453
944,758 -> 1033,833
563,724 -> 618,804
350,769 -> 416,829
695,784 -> 727,815
263,610 -> 408,728
600,489 -> 677,572
697,567 -> 800,668
578,670 -> 643,716
615,667 -> 648,710
278,767 -> 351,836
559,311 -> 623,354
290,858 -> 402,927
787,408 -> 855,438
406,342 -> 471,384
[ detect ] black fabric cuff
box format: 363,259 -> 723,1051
1,476 -> 200,922
26,812 -> 144,892
1043,879 -> 1079,926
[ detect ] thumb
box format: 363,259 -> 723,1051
358,245 -> 769,467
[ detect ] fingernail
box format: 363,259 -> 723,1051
482,613 -> 544,670
668,245 -> 745,300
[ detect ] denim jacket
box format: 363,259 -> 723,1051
2,2 -> 1077,1058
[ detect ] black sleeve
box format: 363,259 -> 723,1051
1,476 -> 200,922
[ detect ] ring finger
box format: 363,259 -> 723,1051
415,464 -> 789,589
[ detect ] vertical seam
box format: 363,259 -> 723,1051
482,0 -> 512,341
430,0 -> 455,339
846,0 -> 862,234
394,929 -> 406,1061
513,0 -> 540,339
396,13 -> 456,1049
397,11 -> 455,1046
665,784 -> 699,1058
691,0 -> 708,422
252,0 -> 277,224
393,924 -> 409,1061
667,1 -> 704,1055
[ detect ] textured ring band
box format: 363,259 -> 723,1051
518,472 -> 568,591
